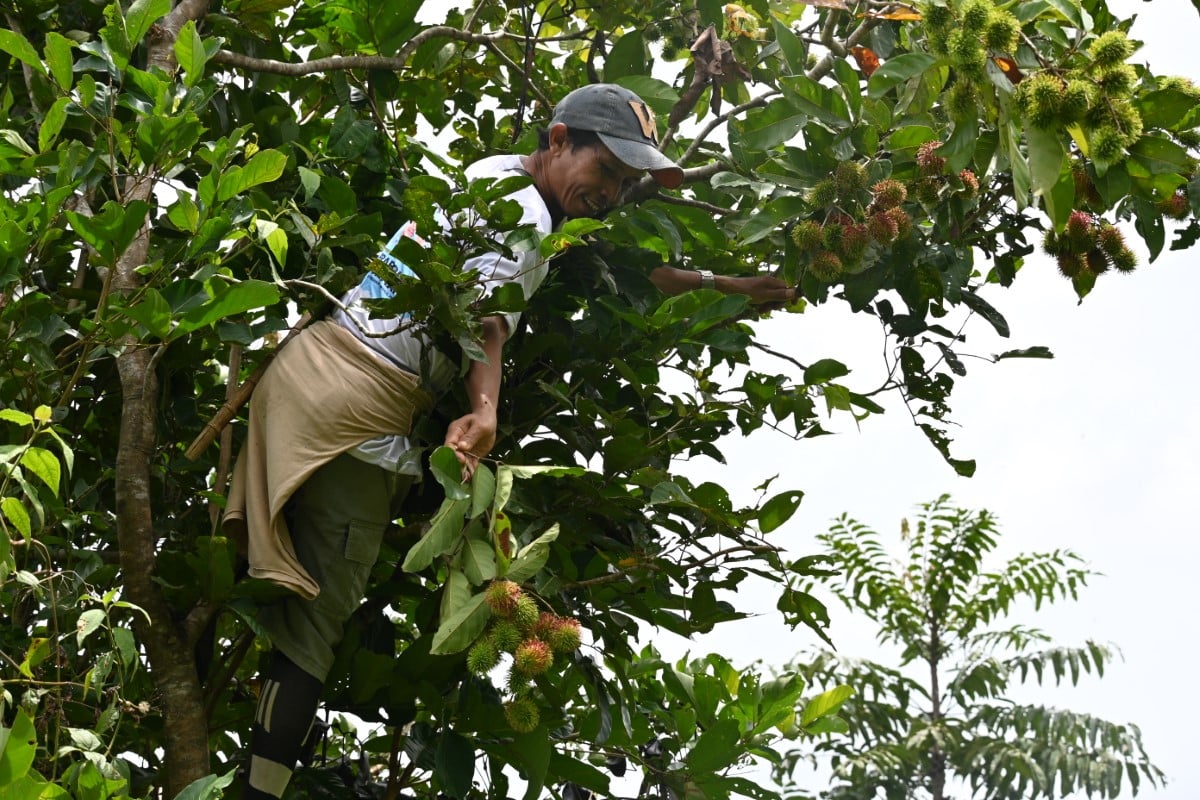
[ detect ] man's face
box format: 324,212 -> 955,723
542,124 -> 644,219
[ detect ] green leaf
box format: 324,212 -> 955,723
1,497 -> 31,539
125,0 -> 172,47
0,409 -> 33,427
217,149 -> 288,201
759,490 -> 803,533
38,97 -> 71,153
76,608 -> 106,645
1027,125 -> 1066,197
173,279 -> 280,336
960,289 -> 1009,337
505,524 -> 559,584
462,538 -> 497,585
174,20 -> 208,87
804,358 -> 849,384
941,118 -> 978,172
173,770 -> 237,800
995,346 -> 1053,360
0,709 -> 38,785
737,195 -> 807,245
402,498 -> 470,573
0,29 -> 47,76
435,731 -> 476,798
1136,88 -> 1196,130
20,448 -> 60,497
800,684 -> 854,726
430,446 -> 470,500
867,52 -> 936,99
430,592 -> 490,655
771,17 -> 807,75
1128,136 -> 1191,175
737,98 -> 806,151
780,75 -> 852,128
64,200 -> 152,264
686,718 -> 741,772
44,32 -> 74,89
604,31 -> 646,82
123,287 -> 172,339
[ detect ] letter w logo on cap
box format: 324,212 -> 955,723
628,101 -> 658,142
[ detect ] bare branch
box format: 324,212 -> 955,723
679,91 -> 778,165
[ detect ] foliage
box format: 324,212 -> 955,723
0,0 -> 1195,797
775,496 -> 1164,800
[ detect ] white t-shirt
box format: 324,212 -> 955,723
333,154 -> 553,472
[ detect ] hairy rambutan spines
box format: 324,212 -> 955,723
1056,251 -> 1085,278
1111,247 -> 1138,272
490,620 -> 523,653
1096,223 -> 1126,256
807,179 -> 837,209
1090,125 -> 1127,163
871,179 -> 907,210
467,638 -> 500,675
834,161 -> 868,197
485,579 -> 522,618
1089,30 -> 1134,67
1160,75 -> 1200,100
809,251 -> 844,282
885,207 -> 913,239
790,220 -> 823,251
513,595 -> 539,630
958,170 -> 979,198
959,0 -> 992,32
822,221 -> 845,253
1025,72 -> 1065,129
984,12 -> 1020,52
1085,248 -> 1111,274
1178,129 -> 1200,149
547,616 -> 582,654
1157,191 -> 1190,220
1061,80 -> 1092,123
513,638 -> 553,676
923,2 -> 954,33
1066,210 -> 1094,248
917,141 -> 946,175
504,697 -> 540,733
913,176 -> 942,205
868,211 -> 900,243
1097,64 -> 1136,98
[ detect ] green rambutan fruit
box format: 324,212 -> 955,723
790,219 -> 824,251
948,81 -> 979,119
513,595 -> 539,630
1111,247 -> 1138,272
1159,75 -> 1200,100
871,179 -> 908,210
984,12 -> 1020,52
956,55 -> 988,86
960,0 -> 992,32
1096,223 -> 1126,256
547,616 -> 582,654
822,221 -> 845,253
485,580 -> 522,618
923,2 -> 955,33
1061,80 -> 1093,123
809,251 -> 844,282
916,141 -> 946,175
1090,125 -> 1127,162
1096,64 -> 1137,98
1072,163 -> 1103,209
1026,72 -> 1064,129
913,175 -> 942,204
1108,99 -> 1143,142
1178,129 -> 1200,149
834,161 -> 869,197
467,638 -> 500,675
661,44 -> 679,60
1056,251 -> 1084,278
643,23 -> 664,43
948,29 -> 982,63
928,30 -> 951,57
490,620 -> 523,653
513,638 -> 554,676
1042,228 -> 1062,257
503,697 -> 540,733
1085,247 -> 1110,274
806,179 -> 837,208
1089,31 -> 1134,68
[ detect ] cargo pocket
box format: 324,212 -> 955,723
327,519 -> 386,619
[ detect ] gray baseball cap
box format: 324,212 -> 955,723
550,84 -> 684,189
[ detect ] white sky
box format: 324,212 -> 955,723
649,1 -> 1200,797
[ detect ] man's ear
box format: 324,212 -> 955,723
547,122 -> 570,152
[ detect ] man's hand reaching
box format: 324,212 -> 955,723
444,394 -> 498,480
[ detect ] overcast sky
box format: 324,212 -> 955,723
652,1 -> 1200,797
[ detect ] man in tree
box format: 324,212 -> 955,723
222,82 -> 794,800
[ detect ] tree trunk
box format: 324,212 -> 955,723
113,176 -> 210,796
928,617 -> 946,800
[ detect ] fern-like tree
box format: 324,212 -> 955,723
775,496 -> 1163,800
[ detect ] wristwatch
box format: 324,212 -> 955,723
698,269 -> 715,290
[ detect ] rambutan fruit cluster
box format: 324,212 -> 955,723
922,0 -> 1021,118
467,579 -> 585,733
1042,209 -> 1137,280
1012,28 -> 1145,164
